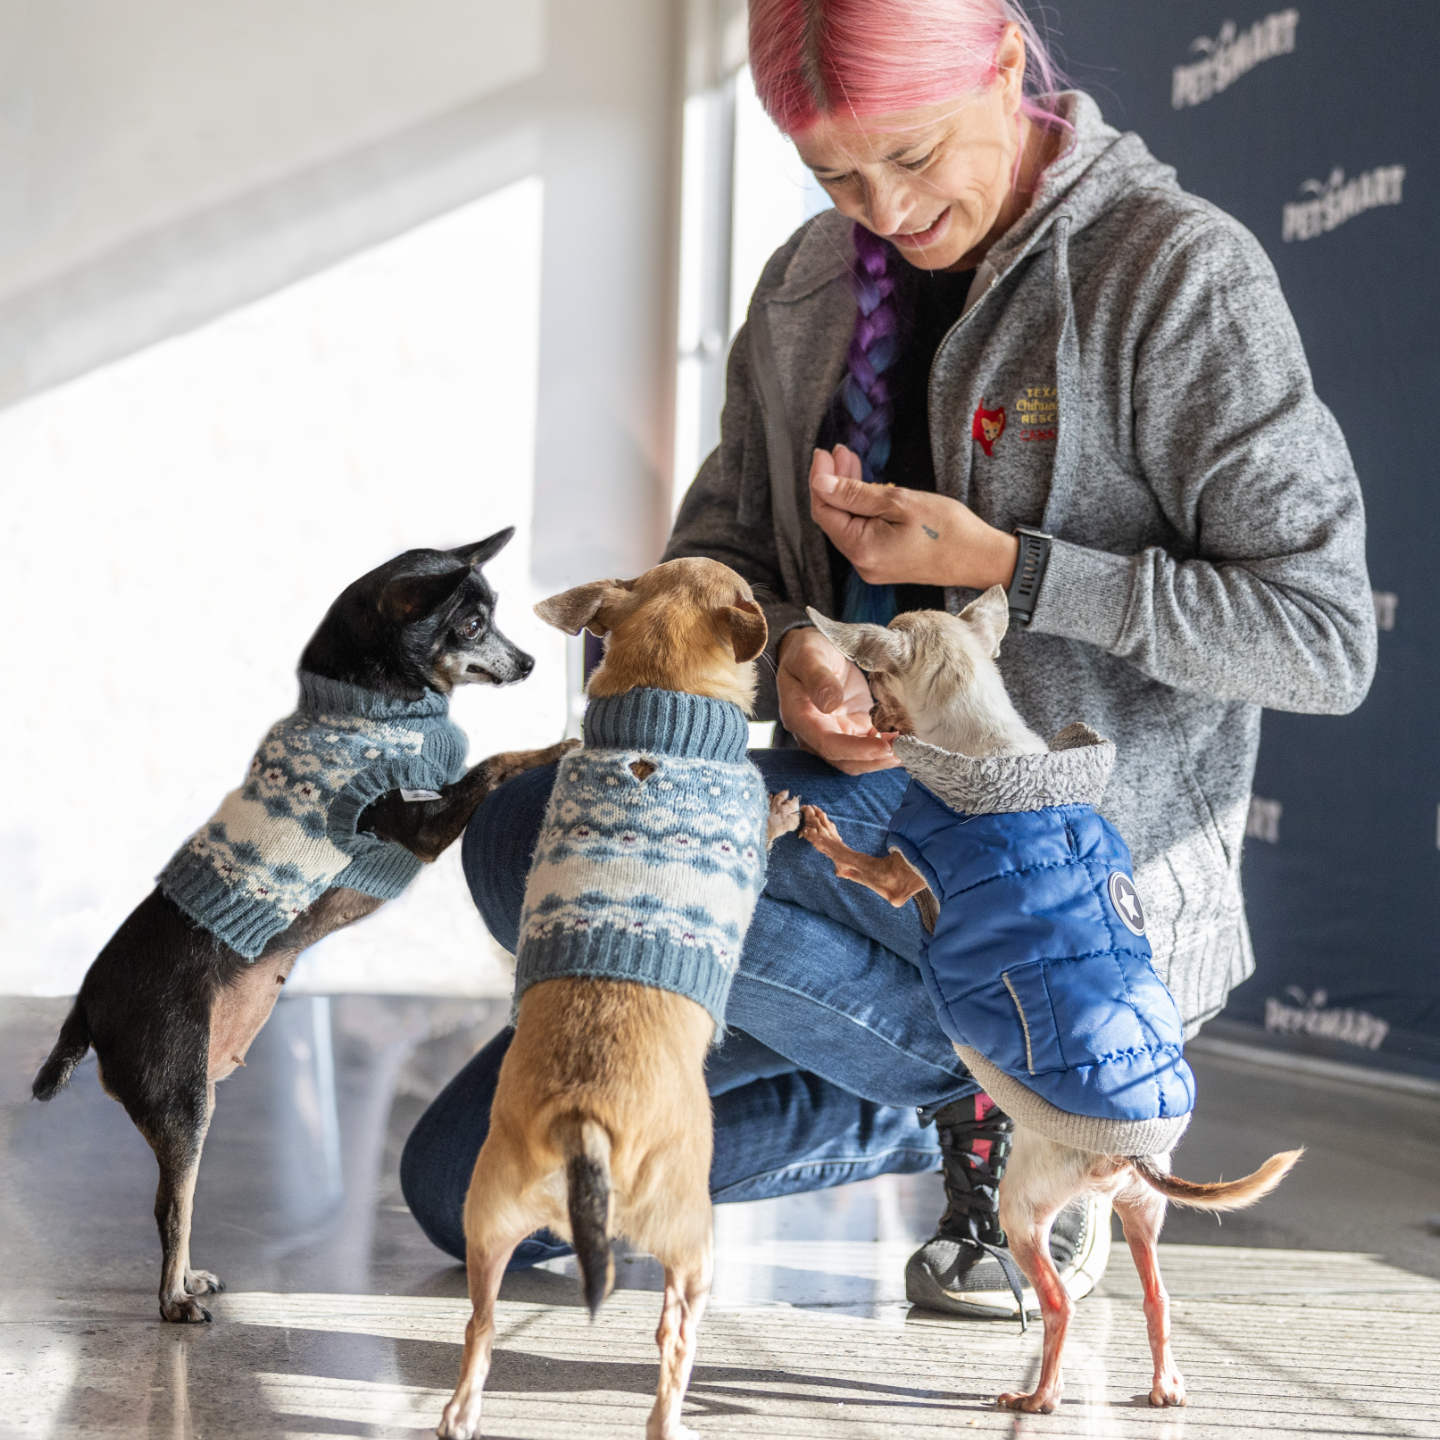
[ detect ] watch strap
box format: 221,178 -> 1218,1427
1007,526 -> 1053,624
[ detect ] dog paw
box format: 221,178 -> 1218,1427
766,790 -> 801,844
799,804 -> 839,847
646,1422 -> 699,1440
1148,1375 -> 1186,1407
997,1391 -> 1057,1414
185,1268 -> 225,1296
160,1295 -> 213,1324
437,1398 -> 481,1439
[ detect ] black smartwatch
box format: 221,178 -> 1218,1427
1006,526 -> 1053,624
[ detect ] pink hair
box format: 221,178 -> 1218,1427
750,0 -> 1066,136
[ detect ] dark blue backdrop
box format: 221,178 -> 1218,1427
1044,2 -> 1439,1071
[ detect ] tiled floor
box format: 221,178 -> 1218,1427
4,994 -> 1439,1438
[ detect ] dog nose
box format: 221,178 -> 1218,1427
517,652 -> 535,678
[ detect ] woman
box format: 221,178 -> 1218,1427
402,0 -> 1374,1318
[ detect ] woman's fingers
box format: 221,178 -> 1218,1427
776,628 -> 901,774
780,624 -> 851,714
810,463 -> 901,518
802,727 -> 902,775
832,443 -> 865,481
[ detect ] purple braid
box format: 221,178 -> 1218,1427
843,223 -> 902,483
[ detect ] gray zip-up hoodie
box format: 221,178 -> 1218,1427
664,92 -> 1375,1033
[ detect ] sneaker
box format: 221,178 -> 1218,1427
904,1093 -> 1112,1319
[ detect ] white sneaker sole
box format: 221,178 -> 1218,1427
907,1194 -> 1112,1319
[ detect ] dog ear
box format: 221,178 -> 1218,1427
534,578 -> 634,637
958,584 -> 1011,656
714,599 -> 768,663
449,527 -> 515,570
805,607 -> 913,673
379,568 -> 469,624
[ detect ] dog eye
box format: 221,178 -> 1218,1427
459,616 -> 483,639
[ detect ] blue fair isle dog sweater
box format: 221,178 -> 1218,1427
160,672 -> 467,958
515,688 -> 768,1027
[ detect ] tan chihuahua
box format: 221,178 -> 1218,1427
438,558 -> 800,1440
800,587 -> 1300,1414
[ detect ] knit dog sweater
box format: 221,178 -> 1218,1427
515,688 -> 768,1027
887,724 -> 1195,1157
160,671 -> 467,958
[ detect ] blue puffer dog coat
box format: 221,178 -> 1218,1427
888,724 -> 1195,1156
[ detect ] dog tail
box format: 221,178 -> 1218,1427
32,1002 -> 92,1100
557,1114 -> 614,1319
1131,1148 -> 1303,1211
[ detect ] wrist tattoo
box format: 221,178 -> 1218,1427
922,525 -> 939,540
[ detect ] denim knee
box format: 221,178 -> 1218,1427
461,762 -> 558,953
399,1027 -> 516,1262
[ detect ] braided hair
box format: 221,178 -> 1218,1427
839,222 -> 903,624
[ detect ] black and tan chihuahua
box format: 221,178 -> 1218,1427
32,528 -> 574,1323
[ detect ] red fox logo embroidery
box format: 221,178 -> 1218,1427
972,401 -> 1006,456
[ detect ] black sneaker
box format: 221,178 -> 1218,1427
904,1093 -> 1112,1319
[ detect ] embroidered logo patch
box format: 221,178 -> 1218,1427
972,400 -> 1006,456
1108,872 -> 1146,936
1016,385 -> 1058,442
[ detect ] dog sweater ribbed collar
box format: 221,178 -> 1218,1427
580,686 -> 752,759
514,688 -> 766,1028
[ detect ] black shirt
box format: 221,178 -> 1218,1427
819,266 -> 976,616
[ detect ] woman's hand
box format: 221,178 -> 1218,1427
809,444 -> 1020,591
777,626 -> 900,776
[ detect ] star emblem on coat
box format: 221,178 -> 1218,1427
1108,871 -> 1147,936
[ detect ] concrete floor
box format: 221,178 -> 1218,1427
3,993 -> 1439,1439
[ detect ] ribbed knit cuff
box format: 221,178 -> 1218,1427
296,670 -> 450,723
515,924 -> 734,1030
160,852 -> 283,960
583,688 -> 750,761
1025,539 -> 1134,652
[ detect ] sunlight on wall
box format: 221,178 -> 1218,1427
729,64 -> 832,341
0,177 -> 555,997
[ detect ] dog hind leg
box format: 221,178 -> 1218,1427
648,1245 -> 712,1440
437,1225 -> 528,1440
1113,1177 -> 1185,1407
996,1216 -> 1073,1413
147,1080 -> 218,1322
994,1130 -> 1095,1414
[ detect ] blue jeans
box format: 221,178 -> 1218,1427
400,749 -> 976,1264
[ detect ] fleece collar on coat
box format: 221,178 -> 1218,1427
892,722 -> 1115,816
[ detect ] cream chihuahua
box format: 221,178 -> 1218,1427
438,558 -> 800,1440
800,585 -> 1300,1414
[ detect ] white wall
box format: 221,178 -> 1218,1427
0,181 -> 556,997
0,0 -> 685,584
0,2 -> 689,996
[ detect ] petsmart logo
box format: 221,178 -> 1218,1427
1282,165 -> 1406,242
1265,987 -> 1389,1051
1172,9 -> 1299,109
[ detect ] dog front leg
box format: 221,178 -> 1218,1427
800,805 -> 931,907
649,1247 -> 712,1440
362,739 -> 580,862
1114,1181 -> 1186,1407
765,790 -> 801,849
